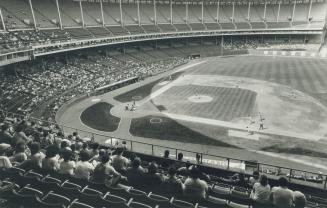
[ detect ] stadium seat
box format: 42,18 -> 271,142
128,201 -> 153,208
103,193 -> 129,208
210,183 -> 231,199
78,186 -> 104,206
228,187 -> 252,208
60,180 -> 83,200
147,192 -> 171,207
8,189 -> 41,207
33,176 -> 63,193
68,199 -> 95,208
128,188 -> 149,204
42,191 -> 71,207
170,198 -> 195,208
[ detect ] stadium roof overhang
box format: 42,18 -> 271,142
97,0 -> 326,5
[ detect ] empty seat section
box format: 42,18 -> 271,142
234,22 -> 251,29
174,24 -> 190,31
189,23 -> 205,31
205,23 -> 220,30
142,25 -> 161,33
82,2 -> 104,26
57,0 -> 83,27
125,25 -> 145,34
0,0 -> 33,29
158,24 -> 176,32
87,27 -> 111,37
65,28 -> 94,39
107,26 -> 129,35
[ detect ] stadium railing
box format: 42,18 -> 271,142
1,110 -> 327,191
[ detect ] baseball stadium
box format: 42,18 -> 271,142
0,0 -> 327,207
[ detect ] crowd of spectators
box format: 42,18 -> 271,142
0,52 -> 187,121
0,112 -> 325,208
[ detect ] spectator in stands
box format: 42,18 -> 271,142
72,132 -> 81,141
92,154 -> 121,184
59,150 -> 75,176
144,162 -> 163,187
89,142 -> 99,158
70,143 -> 79,161
183,166 -> 209,202
112,147 -> 129,173
80,143 -> 91,155
12,125 -> 30,145
42,145 -> 60,172
74,151 -> 94,180
175,152 -> 184,169
125,157 -> 145,187
249,170 -> 260,187
161,150 -> 172,169
270,177 -> 294,208
0,143 -> 12,168
196,153 -> 201,164
10,142 -> 27,163
163,150 -> 170,159
162,166 -> 183,197
178,161 -> 192,176
90,149 -> 106,163
29,142 -> 45,168
293,191 -> 306,208
0,124 -> 14,146
250,174 -> 271,204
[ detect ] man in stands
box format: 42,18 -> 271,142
162,166 -> 183,197
183,166 -> 209,202
125,157 -> 145,187
143,162 -> 163,188
0,143 -> 12,168
270,177 -> 294,208
112,147 -> 129,173
75,151 -> 94,180
0,124 -> 14,146
293,191 -> 306,208
92,154 -> 121,184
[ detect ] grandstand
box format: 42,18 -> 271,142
0,0 -> 327,207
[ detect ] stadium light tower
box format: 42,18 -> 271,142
79,1 -> 85,28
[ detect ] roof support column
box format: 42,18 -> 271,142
263,2 -> 267,21
307,0 -> 312,21
170,0 -> 173,24
247,2 -> 251,21
154,0 -> 157,25
100,0 -> 105,27
119,0 -> 123,26
292,1 -> 296,23
201,1 -> 204,24
28,0 -> 37,29
185,2 -> 188,24
277,3 -> 281,22
55,0 -> 63,29
232,2 -> 235,22
79,1 -> 85,28
216,1 -> 219,23
137,0 -> 141,26
0,8 -> 6,31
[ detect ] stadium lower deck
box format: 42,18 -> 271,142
57,54 -> 327,173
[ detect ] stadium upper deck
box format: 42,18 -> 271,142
0,0 -> 326,65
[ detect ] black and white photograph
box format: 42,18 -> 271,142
0,0 -> 327,207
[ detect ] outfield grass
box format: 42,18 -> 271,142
130,115 -> 237,147
80,102 -> 120,132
